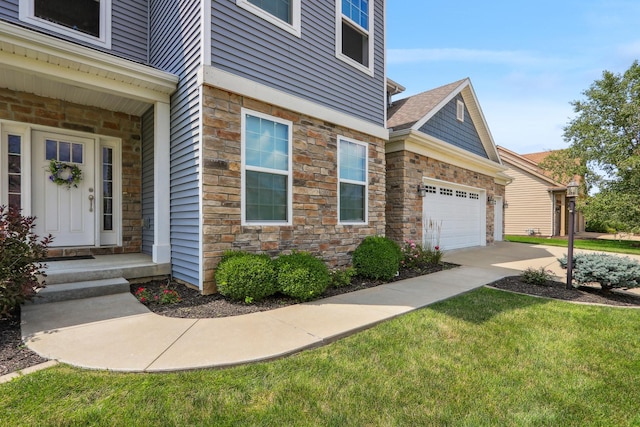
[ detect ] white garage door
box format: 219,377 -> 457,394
422,180 -> 486,250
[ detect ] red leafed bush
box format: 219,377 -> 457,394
0,205 -> 52,316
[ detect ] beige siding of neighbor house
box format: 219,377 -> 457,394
503,165 -> 554,236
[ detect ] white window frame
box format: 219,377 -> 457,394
99,137 -> 122,246
335,0 -> 375,76
241,108 -> 293,226
19,0 -> 112,49
0,123 -> 31,215
338,136 -> 368,224
237,0 -> 301,38
456,100 -> 465,122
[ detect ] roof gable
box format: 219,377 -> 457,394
387,78 -> 501,163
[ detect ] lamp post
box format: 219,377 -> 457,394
565,180 -> 579,289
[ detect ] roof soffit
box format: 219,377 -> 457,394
0,21 -> 178,115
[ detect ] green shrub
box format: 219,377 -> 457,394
521,267 -> 554,286
330,267 -> 357,288
558,253 -> 640,291
215,252 -> 277,302
275,251 -> 330,301
0,206 -> 52,316
353,236 -> 402,281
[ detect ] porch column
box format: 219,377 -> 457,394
153,101 -> 171,263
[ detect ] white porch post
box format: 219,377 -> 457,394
153,101 -> 171,263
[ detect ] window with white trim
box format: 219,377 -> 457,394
237,0 -> 301,37
338,137 -> 368,223
19,0 -> 112,48
336,0 -> 374,74
242,109 -> 292,224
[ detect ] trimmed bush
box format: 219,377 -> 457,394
275,251 -> 330,301
352,236 -> 402,281
215,252 -> 277,302
1,206 -> 52,316
559,253 -> 640,291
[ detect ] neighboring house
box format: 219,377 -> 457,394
0,1 -> 388,293
386,79 -> 511,250
497,146 -> 585,236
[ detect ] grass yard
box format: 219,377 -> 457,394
2,288 -> 640,426
505,235 -> 640,255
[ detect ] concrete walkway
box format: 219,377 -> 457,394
20,242 -> 638,373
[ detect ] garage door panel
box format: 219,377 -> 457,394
422,182 -> 485,250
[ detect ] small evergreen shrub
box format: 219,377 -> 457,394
275,251 -> 330,301
521,267 -> 554,286
330,267 -> 357,288
215,252 -> 277,302
558,253 -> 640,291
0,206 -> 52,316
353,236 -> 402,281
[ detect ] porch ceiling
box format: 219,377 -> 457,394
0,22 -> 178,116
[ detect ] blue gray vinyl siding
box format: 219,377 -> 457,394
141,107 -> 154,256
0,0 -> 148,63
419,95 -> 489,159
210,0 -> 386,127
150,0 -> 202,287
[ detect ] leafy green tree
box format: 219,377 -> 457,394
540,61 -> 640,232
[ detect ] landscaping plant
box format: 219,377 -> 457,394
329,267 -> 357,288
521,267 -> 554,286
0,205 -> 52,316
559,252 -> 640,291
353,236 -> 402,280
215,252 -> 277,302
274,251 -> 330,301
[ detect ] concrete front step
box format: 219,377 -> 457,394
33,277 -> 130,304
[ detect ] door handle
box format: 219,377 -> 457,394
88,194 -> 94,212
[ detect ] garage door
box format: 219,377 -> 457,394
422,180 -> 486,250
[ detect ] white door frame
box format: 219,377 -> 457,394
0,120 -> 121,248
494,195 -> 503,242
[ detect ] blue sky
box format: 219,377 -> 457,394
386,0 -> 640,154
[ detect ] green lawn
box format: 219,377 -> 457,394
3,288 -> 640,425
505,235 -> 640,255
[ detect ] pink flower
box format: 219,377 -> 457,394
435,246 -> 440,251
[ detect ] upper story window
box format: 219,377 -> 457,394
338,137 -> 368,223
241,109 -> 293,225
237,0 -> 301,38
19,0 -> 112,48
336,0 -> 374,75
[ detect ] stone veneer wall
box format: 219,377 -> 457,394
200,85 -> 386,293
386,149 -> 505,246
0,89 -> 142,256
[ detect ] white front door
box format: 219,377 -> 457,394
32,131 -> 96,247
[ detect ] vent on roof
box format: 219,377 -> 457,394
456,100 -> 465,122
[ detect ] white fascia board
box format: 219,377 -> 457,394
199,65 -> 389,140
459,85 -> 501,163
0,21 -> 178,100
388,129 -> 509,178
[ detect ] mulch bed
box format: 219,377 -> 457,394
3,263 -> 639,377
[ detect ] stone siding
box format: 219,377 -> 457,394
0,89 -> 142,256
200,85 -> 386,293
386,149 -> 505,246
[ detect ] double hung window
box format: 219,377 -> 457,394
338,137 -> 368,223
242,110 -> 292,224
336,0 -> 374,74
20,0 -> 112,48
237,0 -> 301,37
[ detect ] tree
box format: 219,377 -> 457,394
540,61 -> 640,232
